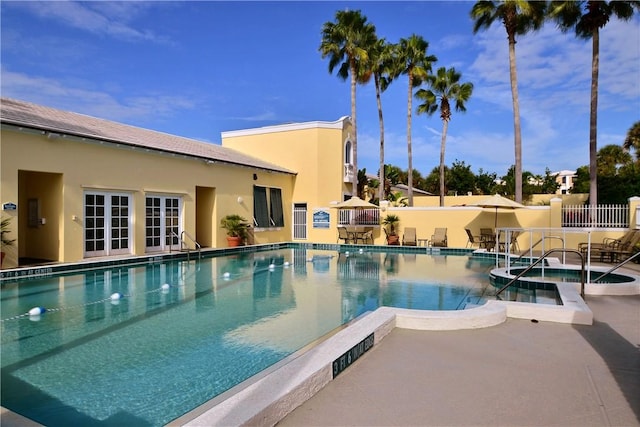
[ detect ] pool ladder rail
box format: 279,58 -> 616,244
496,249 -> 586,300
170,231 -> 202,260
496,247 -> 640,301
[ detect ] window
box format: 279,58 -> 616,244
253,186 -> 284,228
344,140 -> 352,164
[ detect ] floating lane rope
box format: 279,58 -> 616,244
0,282 -> 179,323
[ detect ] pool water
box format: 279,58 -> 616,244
514,268 -> 634,284
1,249 -> 495,426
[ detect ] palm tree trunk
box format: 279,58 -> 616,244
589,29 -> 599,207
508,37 -> 523,203
375,75 -> 385,204
439,120 -> 449,207
407,74 -> 414,206
350,63 -> 358,194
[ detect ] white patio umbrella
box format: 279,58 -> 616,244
471,194 -> 526,228
332,196 -> 379,209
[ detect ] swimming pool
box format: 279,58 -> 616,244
1,248 -> 495,426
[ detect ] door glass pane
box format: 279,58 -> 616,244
146,197 -> 162,250
84,193 -> 105,256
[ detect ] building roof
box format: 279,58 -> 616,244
0,98 -> 295,175
221,116 -> 350,138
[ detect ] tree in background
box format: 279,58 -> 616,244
539,168 -> 561,194
357,168 -> 370,199
320,10 -> 377,194
366,37 -> 398,203
475,168 -> 499,195
623,120 -> 640,161
395,34 -> 437,206
597,144 -> 632,176
471,0 -> 547,204
448,160 -> 477,196
497,165 -> 556,201
572,144 -> 639,204
416,66 -> 474,206
571,166 -> 591,194
548,1 -> 639,205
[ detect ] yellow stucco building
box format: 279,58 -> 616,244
1,98 -> 359,268
3,98 -> 638,270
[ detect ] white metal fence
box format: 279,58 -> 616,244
338,208 -> 380,226
562,204 -> 629,228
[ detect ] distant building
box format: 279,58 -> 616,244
552,170 -> 577,194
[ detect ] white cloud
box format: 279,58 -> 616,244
6,1 -> 170,44
0,68 -> 195,123
230,111 -> 279,122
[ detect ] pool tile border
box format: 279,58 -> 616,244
0,243 -> 475,281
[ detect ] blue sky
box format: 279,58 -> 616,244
2,1 -> 639,178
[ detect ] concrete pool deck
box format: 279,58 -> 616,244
278,293 -> 640,427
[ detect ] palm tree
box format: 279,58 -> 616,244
623,121 -> 640,161
548,1 -> 639,205
597,144 -> 632,176
395,34 -> 438,206
319,10 -> 377,193
416,67 -> 474,207
367,37 -> 398,204
471,0 -> 547,204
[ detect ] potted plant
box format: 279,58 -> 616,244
1,217 -> 16,267
382,214 -> 400,245
220,214 -> 249,247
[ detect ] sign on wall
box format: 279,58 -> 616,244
312,209 -> 330,228
2,202 -> 17,211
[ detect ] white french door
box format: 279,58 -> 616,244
84,192 -> 132,257
145,196 -> 182,252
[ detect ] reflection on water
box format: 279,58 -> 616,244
0,249 -> 495,427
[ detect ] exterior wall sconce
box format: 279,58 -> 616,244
237,196 -> 243,204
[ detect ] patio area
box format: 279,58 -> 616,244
279,292 -> 640,426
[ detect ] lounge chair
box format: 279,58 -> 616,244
431,228 -> 447,247
465,228 -> 482,248
608,231 -> 640,263
402,227 -> 417,246
337,226 -> 353,244
579,229 -> 637,261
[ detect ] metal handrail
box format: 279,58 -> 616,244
181,231 -> 202,259
515,236 -> 565,263
169,231 -> 202,261
169,231 -> 181,255
496,248 -> 585,299
593,251 -> 640,282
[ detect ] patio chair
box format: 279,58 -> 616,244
431,228 -> 448,247
337,226 -> 353,244
498,230 -> 521,253
465,228 -> 482,248
402,227 -> 417,246
480,228 -> 495,251
356,229 -> 374,244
